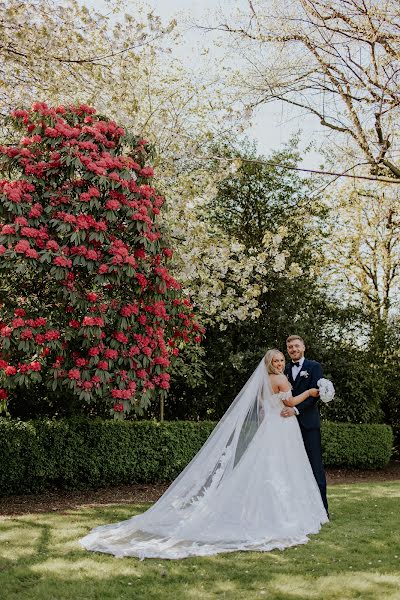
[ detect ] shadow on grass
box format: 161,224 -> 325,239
0,484 -> 399,600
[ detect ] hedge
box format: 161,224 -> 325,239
0,418 -> 393,496
320,422 -> 393,469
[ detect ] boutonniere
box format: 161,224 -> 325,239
300,370 -> 309,378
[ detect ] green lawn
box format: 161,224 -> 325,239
0,483 -> 399,600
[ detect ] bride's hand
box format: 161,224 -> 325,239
309,388 -> 319,397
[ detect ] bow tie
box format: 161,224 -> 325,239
292,361 -> 300,367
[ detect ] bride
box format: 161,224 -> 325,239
80,349 -> 328,559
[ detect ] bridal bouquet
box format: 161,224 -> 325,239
317,378 -> 335,403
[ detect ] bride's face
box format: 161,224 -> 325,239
272,354 -> 285,373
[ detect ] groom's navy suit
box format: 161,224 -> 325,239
284,358 -> 328,513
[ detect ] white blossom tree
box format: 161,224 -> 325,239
325,183 -> 400,322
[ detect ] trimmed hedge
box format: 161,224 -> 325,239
0,418 -> 393,496
321,422 -> 393,469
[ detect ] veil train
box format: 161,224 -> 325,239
80,359 -> 328,559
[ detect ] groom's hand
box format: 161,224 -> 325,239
281,407 -> 295,418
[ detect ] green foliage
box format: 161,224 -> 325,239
0,418 -> 215,495
170,141 -> 384,423
0,418 -> 392,496
318,345 -> 386,424
321,422 -> 393,468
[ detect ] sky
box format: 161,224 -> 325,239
88,0 -> 326,166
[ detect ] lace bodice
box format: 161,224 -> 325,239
269,390 -> 292,410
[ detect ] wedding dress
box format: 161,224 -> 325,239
80,359 -> 328,559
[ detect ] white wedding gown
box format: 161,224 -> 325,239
80,360 -> 328,559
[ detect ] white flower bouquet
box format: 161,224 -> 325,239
317,378 -> 335,403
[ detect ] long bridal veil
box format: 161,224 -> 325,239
80,358 -> 327,559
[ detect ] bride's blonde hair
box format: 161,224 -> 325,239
264,349 -> 285,375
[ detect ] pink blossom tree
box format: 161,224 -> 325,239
0,103 -> 203,417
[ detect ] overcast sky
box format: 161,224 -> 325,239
88,0 -> 325,166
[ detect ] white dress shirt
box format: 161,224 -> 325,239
290,357 -> 305,416
291,356 -> 305,381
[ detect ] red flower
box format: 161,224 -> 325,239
113,332 -> 128,344
15,240 -> 30,253
26,248 -> 39,259
14,217 -> 29,227
81,381 -> 93,390
153,356 -> 170,367
104,349 -> 118,359
113,403 -> 124,412
53,256 -> 72,268
68,369 -> 80,380
12,317 -> 25,328
46,240 -> 59,251
5,366 -> 17,376
20,328 -> 33,340
86,292 -> 98,302
45,329 -> 60,341
97,361 -> 108,370
139,167 -> 154,178
28,361 -> 41,371
14,308 -> 26,317
105,199 -> 121,210
0,389 -> 8,400
35,317 -> 47,327
29,204 -> 43,218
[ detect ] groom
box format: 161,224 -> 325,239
281,335 -> 329,514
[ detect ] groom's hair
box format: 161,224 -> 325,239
286,335 -> 305,344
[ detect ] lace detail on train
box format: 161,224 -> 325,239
80,360 -> 328,559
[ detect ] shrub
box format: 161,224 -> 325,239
0,103 -> 203,418
321,422 -> 393,468
0,418 -> 393,496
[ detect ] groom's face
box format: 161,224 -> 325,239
287,339 -> 305,361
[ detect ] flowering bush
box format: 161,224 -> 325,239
0,103 -> 203,417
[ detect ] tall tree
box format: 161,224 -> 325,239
326,183 -> 400,329
215,0 -> 400,179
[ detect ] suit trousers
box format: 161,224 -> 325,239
299,424 -> 328,513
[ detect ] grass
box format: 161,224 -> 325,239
0,483 -> 399,600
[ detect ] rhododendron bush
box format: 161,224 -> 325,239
0,103 -> 203,417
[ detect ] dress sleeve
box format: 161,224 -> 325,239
277,391 -> 292,402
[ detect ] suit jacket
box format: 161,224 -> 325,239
284,358 -> 323,430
